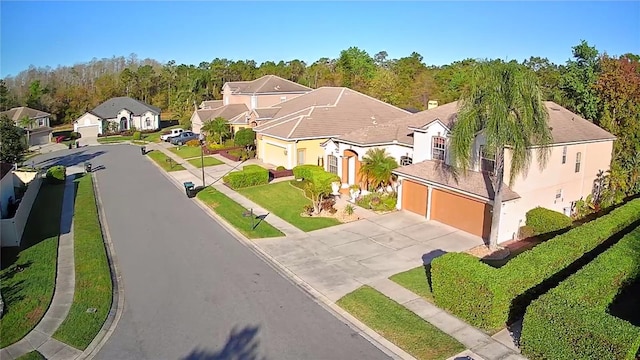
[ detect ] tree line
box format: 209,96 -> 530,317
0,41 -> 638,200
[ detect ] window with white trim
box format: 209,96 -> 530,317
575,152 -> 582,173
480,145 -> 495,174
432,136 -> 446,161
327,155 -> 338,174
145,117 -> 151,127
562,146 -> 567,164
400,156 -> 413,166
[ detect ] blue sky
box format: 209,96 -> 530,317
1,1 -> 639,78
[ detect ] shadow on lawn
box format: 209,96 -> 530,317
421,249 -> 448,290
180,325 -> 266,360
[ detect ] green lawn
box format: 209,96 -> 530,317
170,146 -> 203,159
143,125 -> 182,143
197,187 -> 284,239
53,175 -> 112,350
15,351 -> 45,360
97,135 -> 132,144
389,266 -> 433,302
131,140 -> 149,145
0,182 -> 65,347
237,181 -> 340,232
147,150 -> 185,172
188,156 -> 224,168
337,286 -> 464,360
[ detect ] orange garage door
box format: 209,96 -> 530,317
402,180 -> 428,216
431,189 -> 492,239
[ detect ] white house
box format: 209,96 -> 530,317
74,96 -> 161,138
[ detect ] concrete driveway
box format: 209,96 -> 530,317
256,211 -> 484,301
31,145 -> 392,360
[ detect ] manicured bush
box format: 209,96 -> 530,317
186,139 -> 200,147
520,226 -> 640,360
526,207 -> 572,235
292,165 -> 324,180
431,198 -> 640,331
69,131 -> 80,140
234,128 -> 256,148
223,165 -> 268,189
132,131 -> 142,140
45,166 -> 67,184
276,166 -> 286,171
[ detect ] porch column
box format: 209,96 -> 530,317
426,186 -> 433,220
341,156 -> 348,184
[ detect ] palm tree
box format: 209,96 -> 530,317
449,60 -> 553,250
201,116 -> 230,144
360,148 -> 399,191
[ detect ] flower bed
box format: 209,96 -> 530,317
202,145 -> 243,155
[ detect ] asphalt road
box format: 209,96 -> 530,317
32,145 -> 390,360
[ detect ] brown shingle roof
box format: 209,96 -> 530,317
338,101 -> 459,145
253,107 -> 280,119
225,75 -> 311,94
336,101 -> 614,146
394,160 -> 520,201
200,100 -> 223,109
253,87 -> 411,139
194,104 -> 248,124
1,106 -> 50,122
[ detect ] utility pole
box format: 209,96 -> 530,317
199,134 -> 206,187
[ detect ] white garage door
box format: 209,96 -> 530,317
29,132 -> 50,146
77,125 -> 99,139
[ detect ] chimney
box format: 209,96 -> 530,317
427,100 -> 439,110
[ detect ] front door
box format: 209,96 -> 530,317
297,149 -> 306,165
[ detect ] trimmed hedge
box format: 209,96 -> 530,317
520,226 -> 640,360
132,131 -> 142,140
223,165 -> 268,189
45,166 -> 67,184
292,165 -> 324,180
525,207 -> 572,235
431,198 -> 640,331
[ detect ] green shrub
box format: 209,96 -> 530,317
431,198 -> 640,331
45,166 -> 67,184
69,131 -> 80,140
526,207 -> 572,235
132,131 -> 142,140
276,166 -> 286,171
520,226 -> 640,360
223,166 -> 268,189
356,192 -> 397,212
292,165 -> 324,180
186,139 -> 199,147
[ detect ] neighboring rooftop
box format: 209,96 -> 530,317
200,100 -> 224,109
252,107 -> 281,120
1,106 -> 51,122
0,162 -> 13,180
394,160 -> 520,201
224,75 -> 312,95
91,97 -> 161,119
335,101 -> 615,146
253,87 -> 411,140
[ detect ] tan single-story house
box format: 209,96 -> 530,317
73,97 -> 161,138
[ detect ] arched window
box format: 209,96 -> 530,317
119,117 -> 128,130
400,156 -> 413,166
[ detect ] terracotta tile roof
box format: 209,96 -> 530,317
335,101 -> 614,146
193,104 -> 249,125
1,106 -> 50,122
253,107 -> 280,119
253,87 -> 411,139
394,160 -> 520,201
337,101 -> 459,145
225,75 -> 311,94
200,100 -> 223,109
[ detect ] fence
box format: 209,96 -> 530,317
0,171 -> 43,247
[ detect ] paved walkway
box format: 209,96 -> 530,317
1,173 -> 83,360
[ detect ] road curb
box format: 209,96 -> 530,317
77,172 -> 126,360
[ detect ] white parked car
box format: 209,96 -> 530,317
160,128 -> 184,142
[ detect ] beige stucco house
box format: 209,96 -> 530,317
252,87 -> 411,169
1,106 -> 52,146
322,101 -> 616,243
73,97 -> 161,138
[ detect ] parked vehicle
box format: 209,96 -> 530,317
160,128 -> 184,142
170,131 -> 199,145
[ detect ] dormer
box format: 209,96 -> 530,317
409,119 -> 452,163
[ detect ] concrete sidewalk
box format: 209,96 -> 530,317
1,172 -> 83,360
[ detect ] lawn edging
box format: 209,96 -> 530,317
52,174 -> 112,350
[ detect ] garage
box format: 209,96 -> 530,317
401,180 -> 428,216
76,125 -> 99,139
431,188 -> 492,239
27,129 -> 51,146
262,142 -> 288,168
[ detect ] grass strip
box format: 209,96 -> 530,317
337,286 -> 464,359
197,187 -> 283,239
0,182 -> 65,347
15,351 -> 46,360
188,156 -> 224,168
170,146 -> 203,159
53,174 -> 112,350
389,266 -> 434,302
147,150 -> 185,172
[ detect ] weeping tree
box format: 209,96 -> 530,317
449,60 -> 553,250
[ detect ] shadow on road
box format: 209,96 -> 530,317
180,325 -> 266,360
34,149 -> 106,168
